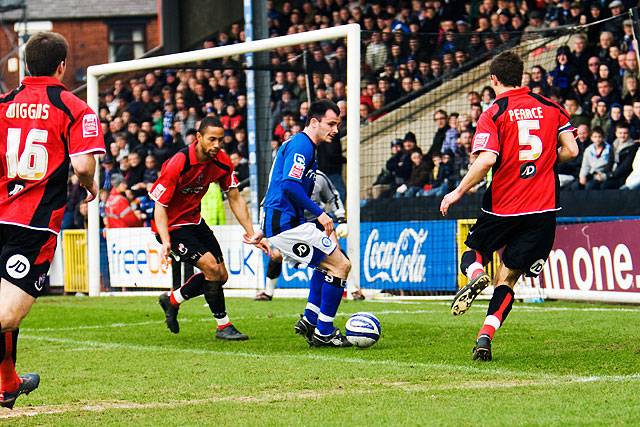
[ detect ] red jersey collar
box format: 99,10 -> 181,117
22,76 -> 66,88
188,142 -> 200,164
495,86 -> 529,100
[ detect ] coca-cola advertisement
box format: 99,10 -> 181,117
360,221 -> 458,291
524,220 -> 640,303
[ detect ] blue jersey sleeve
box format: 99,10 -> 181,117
281,139 -> 314,183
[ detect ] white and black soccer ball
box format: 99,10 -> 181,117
345,312 -> 381,348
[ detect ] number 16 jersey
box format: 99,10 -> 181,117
472,86 -> 575,216
0,76 -> 105,234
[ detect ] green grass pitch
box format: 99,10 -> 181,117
3,296 -> 640,426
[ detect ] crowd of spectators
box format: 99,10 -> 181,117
60,0 -> 640,226
373,0 -> 640,199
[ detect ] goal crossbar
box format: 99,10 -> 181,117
86,24 -> 361,296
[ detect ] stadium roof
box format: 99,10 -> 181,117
0,0 -> 156,20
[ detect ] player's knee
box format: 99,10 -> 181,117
331,256 -> 351,279
201,263 -> 227,284
266,259 -> 282,279
0,308 -> 21,331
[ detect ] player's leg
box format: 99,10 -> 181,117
451,213 -> 512,316
473,263 -> 520,362
0,226 -> 53,408
159,268 -> 206,334
158,227 -> 206,334
197,253 -> 246,340
311,246 -> 352,347
473,212 -> 556,361
255,250 -> 283,301
194,222 -> 248,341
0,281 -> 38,408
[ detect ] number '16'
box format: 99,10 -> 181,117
6,128 -> 48,180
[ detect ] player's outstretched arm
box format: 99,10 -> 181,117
153,204 -> 172,259
440,151 -> 497,216
227,188 -> 270,255
557,131 -> 580,164
70,154 -> 99,202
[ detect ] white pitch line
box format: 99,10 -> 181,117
19,334 -> 640,385
25,304 -> 640,333
3,374 -> 640,420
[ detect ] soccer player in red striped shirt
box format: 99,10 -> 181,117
151,116 -> 268,340
440,52 -> 579,361
0,32 -> 105,407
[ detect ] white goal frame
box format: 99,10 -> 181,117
86,24 -> 361,296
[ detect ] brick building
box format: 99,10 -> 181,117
0,0 -> 159,91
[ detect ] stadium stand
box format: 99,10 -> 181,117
71,0 -> 640,233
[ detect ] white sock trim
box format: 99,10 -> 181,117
318,312 -> 334,323
215,315 -> 230,326
172,290 -> 185,304
305,302 -> 320,313
265,278 -> 277,296
484,314 -> 501,330
466,262 -> 484,279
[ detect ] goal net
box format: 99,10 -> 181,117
86,25 -> 361,296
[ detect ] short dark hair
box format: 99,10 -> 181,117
591,126 -> 605,136
25,32 -> 68,76
198,116 -> 224,133
489,51 -> 523,87
305,100 -> 339,126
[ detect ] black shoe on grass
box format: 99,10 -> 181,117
472,334 -> 492,361
451,273 -> 491,316
216,324 -> 249,341
0,373 -> 40,409
311,328 -> 352,348
158,293 -> 180,334
294,315 -> 315,345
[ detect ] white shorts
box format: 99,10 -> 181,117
267,222 -> 337,268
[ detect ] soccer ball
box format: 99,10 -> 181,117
345,312 -> 381,348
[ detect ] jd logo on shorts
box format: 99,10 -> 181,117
529,259 -> 545,275
292,243 -> 310,258
6,254 -> 30,279
520,162 -> 537,179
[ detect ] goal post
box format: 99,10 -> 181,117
86,24 -> 361,296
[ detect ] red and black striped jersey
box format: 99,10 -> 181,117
0,76 -> 105,234
149,143 -> 238,231
472,87 -> 574,216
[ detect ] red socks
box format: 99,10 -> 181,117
0,330 -> 20,393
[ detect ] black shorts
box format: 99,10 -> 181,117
0,224 -> 57,298
163,220 -> 223,266
465,211 -> 556,277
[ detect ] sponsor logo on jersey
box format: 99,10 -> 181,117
520,162 -> 537,179
288,163 -> 305,179
150,183 -> 167,201
472,132 -> 490,150
82,114 -> 99,137
6,254 -> 30,279
6,103 -> 49,120
293,153 -> 306,165
8,180 -> 25,197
